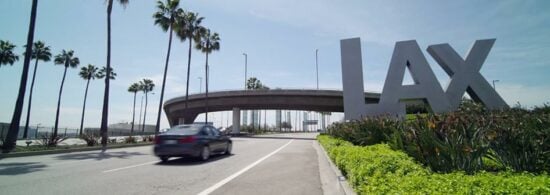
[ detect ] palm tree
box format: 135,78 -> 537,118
22,41 -> 52,138
101,0 -> 129,149
175,12 -> 205,114
139,79 -> 155,132
196,29 -> 220,123
153,0 -> 181,133
128,83 -> 140,134
2,0 -> 38,153
78,64 -> 100,136
97,66 -> 117,80
0,40 -> 19,67
53,50 -> 80,143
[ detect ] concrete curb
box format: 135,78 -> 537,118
314,140 -> 356,195
0,142 -> 153,158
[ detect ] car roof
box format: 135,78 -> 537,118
173,124 -> 210,128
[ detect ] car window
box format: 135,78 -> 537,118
201,127 -> 214,136
209,127 -> 220,136
164,125 -> 201,135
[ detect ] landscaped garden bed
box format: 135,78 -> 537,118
319,101 -> 549,194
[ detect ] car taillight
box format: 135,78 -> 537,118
154,136 -> 161,144
179,136 -> 196,143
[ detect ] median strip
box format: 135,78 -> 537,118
198,139 -> 294,195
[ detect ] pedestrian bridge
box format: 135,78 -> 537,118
163,89 -> 380,129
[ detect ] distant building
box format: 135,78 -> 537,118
84,122 -> 156,135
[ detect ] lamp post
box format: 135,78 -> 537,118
492,79 -> 500,90
242,53 -> 248,128
198,77 -> 202,93
243,53 -> 247,90
315,49 -> 319,90
35,123 -> 41,139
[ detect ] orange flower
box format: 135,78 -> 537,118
428,121 -> 436,129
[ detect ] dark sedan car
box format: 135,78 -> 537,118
154,124 -> 232,162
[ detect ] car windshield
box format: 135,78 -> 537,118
164,125 -> 202,135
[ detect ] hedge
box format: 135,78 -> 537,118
318,135 -> 550,194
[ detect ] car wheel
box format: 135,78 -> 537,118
200,146 -> 210,161
224,142 -> 232,155
160,156 -> 169,163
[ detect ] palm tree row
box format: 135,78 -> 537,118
1,41 -> 118,145
153,0 -> 221,131
0,0 -> 129,153
2,0 -> 221,152
128,79 -> 155,135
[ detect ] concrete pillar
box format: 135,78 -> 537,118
232,107 -> 240,134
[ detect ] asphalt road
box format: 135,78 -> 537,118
0,133 -> 323,195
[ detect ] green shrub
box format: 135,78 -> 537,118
318,135 -> 550,194
141,135 -> 154,142
328,100 -> 550,173
488,109 -> 549,173
124,136 -> 138,144
328,117 -> 401,146
532,103 -> 550,114
401,112 -> 493,173
80,133 -> 99,146
36,134 -> 67,147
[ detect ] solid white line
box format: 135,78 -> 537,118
102,160 -> 159,173
197,139 -> 294,195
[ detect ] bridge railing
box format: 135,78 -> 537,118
183,88 -> 380,96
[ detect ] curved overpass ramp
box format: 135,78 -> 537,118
163,89 -> 380,126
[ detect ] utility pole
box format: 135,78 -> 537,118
242,53 -> 248,128
492,79 -> 499,90
316,49 -> 319,90
243,53 -> 248,89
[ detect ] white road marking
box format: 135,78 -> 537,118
49,159 -> 97,166
102,160 -> 159,173
198,139 -> 294,195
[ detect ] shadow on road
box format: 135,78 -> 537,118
55,151 -> 146,161
245,136 -> 315,141
155,154 -> 234,166
0,162 -> 47,175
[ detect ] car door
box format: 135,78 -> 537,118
199,127 -> 214,148
209,127 -> 226,152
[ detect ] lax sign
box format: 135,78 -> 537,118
340,38 -> 508,120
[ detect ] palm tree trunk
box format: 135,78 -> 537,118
23,58 -> 40,139
205,52 -> 209,123
79,78 -> 91,136
100,0 -> 113,149
54,66 -> 68,141
142,92 -> 148,133
184,39 -> 193,111
3,0 -> 38,153
138,94 -> 143,131
155,18 -> 174,134
131,92 -> 137,135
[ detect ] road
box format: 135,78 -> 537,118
0,133 -> 325,195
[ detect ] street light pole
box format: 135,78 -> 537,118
492,79 -> 500,90
315,49 -> 319,90
243,53 -> 247,90
198,77 -> 202,93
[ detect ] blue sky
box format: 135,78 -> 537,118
1,0 -> 549,129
